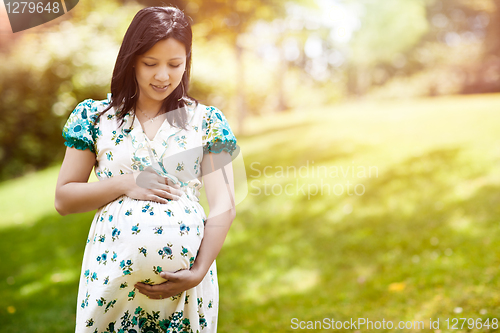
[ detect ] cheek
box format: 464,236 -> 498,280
136,69 -> 152,85
174,67 -> 185,80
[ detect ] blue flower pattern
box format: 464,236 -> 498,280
63,95 -> 230,332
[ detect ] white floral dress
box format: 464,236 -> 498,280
62,94 -> 237,333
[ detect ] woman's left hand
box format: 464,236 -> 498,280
134,269 -> 204,300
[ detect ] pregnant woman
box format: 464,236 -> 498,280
55,6 -> 237,333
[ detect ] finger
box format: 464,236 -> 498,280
160,271 -> 177,281
162,184 -> 184,197
135,282 -> 157,292
147,188 -> 180,200
134,283 -> 162,297
135,282 -> 173,299
155,184 -> 182,196
151,189 -> 180,201
164,178 -> 181,189
136,174 -> 157,189
149,182 -> 183,195
146,193 -> 171,204
147,181 -> 165,190
164,186 -> 183,198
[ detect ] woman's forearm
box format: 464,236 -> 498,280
190,207 -> 236,280
55,174 -> 129,216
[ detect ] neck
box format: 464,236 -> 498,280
136,99 -> 163,116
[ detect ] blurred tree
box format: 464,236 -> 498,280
0,0 -> 317,181
484,0 -> 500,56
415,0 -> 500,94
345,0 -> 500,97
0,0 -> 142,181
464,0 -> 500,93
345,0 -> 428,96
183,0 -> 312,133
249,2 -> 353,110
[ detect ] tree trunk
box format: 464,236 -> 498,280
235,44 -> 246,134
276,41 -> 288,112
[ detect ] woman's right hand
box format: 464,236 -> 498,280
124,166 -> 184,204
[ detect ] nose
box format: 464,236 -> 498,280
155,65 -> 169,81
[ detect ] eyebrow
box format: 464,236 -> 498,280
143,56 -> 184,60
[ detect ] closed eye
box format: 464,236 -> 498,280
143,63 -> 181,68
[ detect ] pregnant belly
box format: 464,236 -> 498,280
89,195 -> 206,285
122,229 -> 202,284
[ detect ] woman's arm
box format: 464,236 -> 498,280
134,151 -> 236,299
55,147 -> 183,216
189,151 -> 236,278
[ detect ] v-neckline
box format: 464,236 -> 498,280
133,111 -> 169,142
129,102 -> 196,144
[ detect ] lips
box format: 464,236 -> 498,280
151,84 -> 170,92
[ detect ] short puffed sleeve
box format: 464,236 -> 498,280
202,106 -> 237,156
62,99 -> 98,153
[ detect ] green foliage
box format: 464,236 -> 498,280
186,0 -> 292,38
349,0 -> 429,66
0,0 -> 301,181
345,0 -> 500,95
2,95 -> 500,331
0,1 -> 141,181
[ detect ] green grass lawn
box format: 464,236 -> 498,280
1,94 -> 500,332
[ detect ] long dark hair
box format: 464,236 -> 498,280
101,6 -> 197,129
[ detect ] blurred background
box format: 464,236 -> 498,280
1,0 -> 500,332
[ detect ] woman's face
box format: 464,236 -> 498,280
134,38 -> 187,108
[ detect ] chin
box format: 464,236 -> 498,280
143,91 -> 171,103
